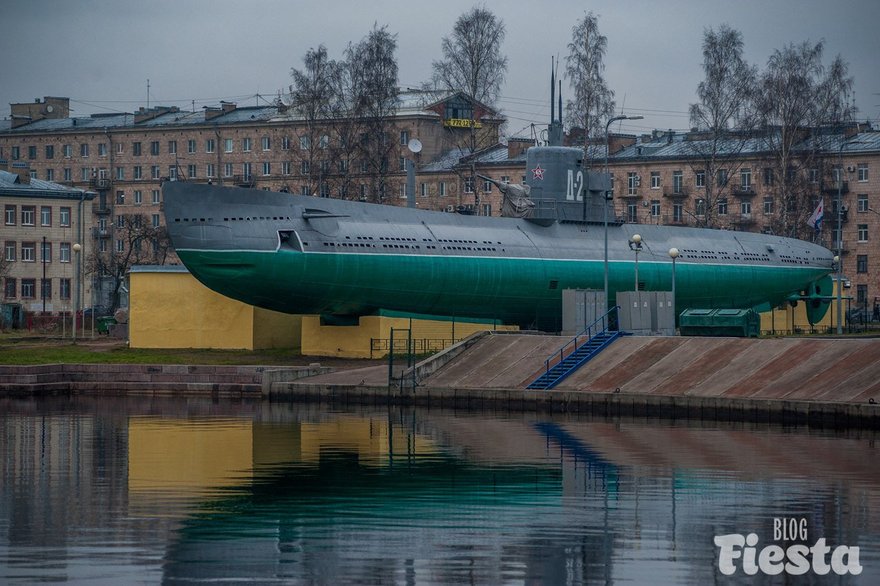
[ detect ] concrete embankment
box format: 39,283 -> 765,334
267,332 -> 880,428
0,363 -> 331,397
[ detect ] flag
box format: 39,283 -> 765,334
807,199 -> 824,232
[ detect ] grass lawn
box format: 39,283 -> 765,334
0,333 -> 378,368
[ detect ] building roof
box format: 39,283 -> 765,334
0,167 -> 94,199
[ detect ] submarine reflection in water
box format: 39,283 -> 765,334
120,412 -> 880,585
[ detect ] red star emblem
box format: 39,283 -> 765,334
531,165 -> 545,181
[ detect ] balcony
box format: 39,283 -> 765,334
90,177 -> 111,190
663,188 -> 689,198
662,214 -> 690,226
822,181 -> 849,195
733,185 -> 756,197
732,213 -> 755,226
233,174 -> 255,188
92,203 -> 111,215
91,227 -> 110,238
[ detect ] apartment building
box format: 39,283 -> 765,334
1,160 -> 94,315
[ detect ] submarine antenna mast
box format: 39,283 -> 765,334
548,57 -> 563,146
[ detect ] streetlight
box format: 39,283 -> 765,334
669,247 -> 679,331
629,234 -> 643,292
72,243 -> 81,342
603,114 -> 644,310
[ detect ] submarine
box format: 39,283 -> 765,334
161,142 -> 835,330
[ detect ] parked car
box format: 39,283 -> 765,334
77,306 -> 111,319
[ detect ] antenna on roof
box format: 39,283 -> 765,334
547,57 -> 563,146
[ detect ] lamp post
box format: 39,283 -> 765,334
630,234 -> 643,292
72,243 -> 81,342
669,247 -> 679,330
603,115 -> 643,309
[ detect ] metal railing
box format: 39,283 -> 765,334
370,337 -> 462,359
541,305 -> 619,376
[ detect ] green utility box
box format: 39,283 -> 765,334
678,308 -> 760,337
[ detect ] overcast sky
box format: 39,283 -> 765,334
2,0 -> 878,138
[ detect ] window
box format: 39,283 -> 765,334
718,198 -> 728,215
439,182 -> 446,196
4,205 -> 14,225
116,142 -> 124,155
857,284 -> 868,306
21,279 -> 36,299
133,141 -> 143,156
717,169 -> 728,187
764,197 -> 774,215
319,135 -> 329,149
151,165 -> 160,179
188,139 -> 196,153
134,190 -> 142,204
650,200 -> 660,217
304,185 -> 313,197
695,199 -> 706,217
320,160 -> 330,174
300,136 -> 310,150
857,255 -> 868,273
420,183 -> 428,197
262,162 -> 271,176
98,143 -> 107,157
40,206 -> 51,226
80,143 -> 89,157
5,278 -> 17,299
627,172 -> 639,195
150,141 -> 160,156
320,182 -> 330,197
339,159 -> 348,173
152,214 -> 160,228
60,207 -> 70,227
858,194 -> 869,213
261,136 -> 270,151
483,178 -> 493,193
740,168 -> 752,189
63,168 -> 72,182
21,206 -> 35,226
45,169 -> 54,181
400,130 -> 409,145
281,136 -> 291,150
169,166 -> 177,181
133,165 -> 143,180
741,200 -> 752,215
858,224 -> 868,242
45,145 -> 54,159
206,164 -> 215,178
224,138 -> 233,153
60,278 -> 71,300
27,145 -> 37,160
482,203 -> 492,216
763,167 -> 775,186
673,203 -> 683,223
116,190 -> 125,204
4,242 -> 15,262
206,138 -> 215,153
152,190 -> 160,204
224,163 -> 233,177
11,146 -> 21,160
188,164 -> 196,179
282,161 -> 291,176
41,241 -> 51,263
116,239 -> 125,253
81,168 -> 90,181
63,144 -> 72,158
360,159 -> 369,173
60,242 -> 71,263
672,171 -> 683,194
21,242 -> 35,262
858,164 -> 868,182
301,160 -> 310,175
650,171 -> 660,189
116,166 -> 125,180
627,202 -> 638,223
168,140 -> 177,155
242,137 -> 252,152
41,279 -> 52,300
464,177 -> 474,194
399,157 -> 407,172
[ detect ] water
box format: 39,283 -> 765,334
1,397 -> 878,584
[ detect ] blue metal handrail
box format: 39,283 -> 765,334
542,305 -> 620,376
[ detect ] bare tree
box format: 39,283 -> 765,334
686,25 -> 758,228
290,45 -> 340,197
432,6 -> 507,108
565,11 -> 615,157
86,214 -> 170,311
348,24 -> 399,203
756,40 -> 854,239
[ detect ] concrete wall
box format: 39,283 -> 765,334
129,269 -> 300,350
301,314 -> 517,359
